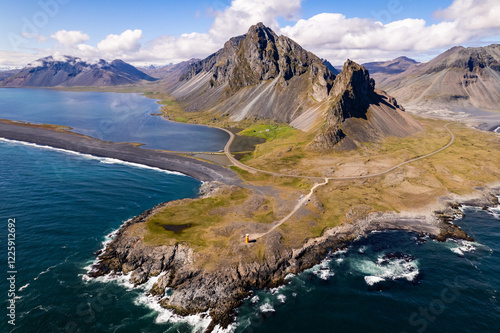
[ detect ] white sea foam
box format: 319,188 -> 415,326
354,254 -> 419,286
277,294 -> 287,303
306,258 -> 335,280
0,137 -> 187,176
364,276 -> 385,286
250,295 -> 260,304
259,302 -> 275,313
486,200 -> 500,219
18,283 -> 30,292
449,240 -> 477,256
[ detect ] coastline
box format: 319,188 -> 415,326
2,107 -> 499,331
0,120 -> 241,184
87,178 -> 500,332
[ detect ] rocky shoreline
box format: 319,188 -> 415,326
88,182 -> 500,332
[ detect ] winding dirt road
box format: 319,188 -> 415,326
220,124 -> 455,241
220,123 -> 455,181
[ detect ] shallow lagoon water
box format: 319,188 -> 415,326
0,88 -> 229,151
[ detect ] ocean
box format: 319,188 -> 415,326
1,90 -> 499,333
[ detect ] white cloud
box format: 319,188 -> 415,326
1,0 -> 499,67
51,30 -> 90,47
97,29 -> 143,54
279,0 -> 500,64
208,0 -> 302,41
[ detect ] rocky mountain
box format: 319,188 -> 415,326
378,45 -> 500,111
309,60 -> 423,151
172,23 -> 336,124
0,69 -> 21,81
0,56 -> 157,87
169,23 -> 422,150
140,58 -> 199,79
363,56 -> 420,85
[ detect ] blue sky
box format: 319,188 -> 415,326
0,0 -> 498,67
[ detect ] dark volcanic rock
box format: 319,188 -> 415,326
172,22 -> 336,123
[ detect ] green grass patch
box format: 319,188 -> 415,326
144,188 -> 249,247
239,124 -> 295,141
174,117 -> 188,123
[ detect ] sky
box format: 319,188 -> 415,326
0,0 -> 499,68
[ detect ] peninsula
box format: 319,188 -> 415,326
1,23 -> 499,333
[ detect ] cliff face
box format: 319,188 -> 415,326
0,56 -> 157,87
309,60 -> 423,151
379,44 -> 500,111
171,23 -> 335,126
170,23 -> 422,150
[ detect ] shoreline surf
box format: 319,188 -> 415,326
0,121 -> 241,184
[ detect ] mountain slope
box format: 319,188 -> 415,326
171,23 -> 336,127
169,23 -> 423,151
379,45 -> 500,111
309,60 -> 423,151
0,56 -> 157,87
363,56 -> 420,85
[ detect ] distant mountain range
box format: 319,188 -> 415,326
0,56 -> 157,87
362,56 -> 420,85
377,45 -> 500,111
168,23 -> 422,151
9,25 -> 499,148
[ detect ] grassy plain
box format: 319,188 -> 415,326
63,89 -> 500,267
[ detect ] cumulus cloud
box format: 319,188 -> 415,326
280,0 -> 500,64
97,29 -> 142,54
208,0 -> 302,41
51,30 -> 90,47
2,0 -> 499,67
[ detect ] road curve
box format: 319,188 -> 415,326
248,178 -> 329,240
222,123 -> 455,241
220,123 -> 455,181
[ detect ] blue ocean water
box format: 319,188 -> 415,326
0,140 -> 203,333
0,90 -> 499,333
0,88 -> 229,151
2,138 -> 499,333
236,208 -> 500,333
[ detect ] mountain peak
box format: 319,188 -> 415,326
1,56 -> 156,87
179,22 -> 335,100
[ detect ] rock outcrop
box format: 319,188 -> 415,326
88,185 -> 500,332
171,23 -> 335,126
0,56 -> 157,87
89,199 -> 352,331
309,60 -> 423,151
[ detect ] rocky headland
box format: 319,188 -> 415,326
88,181 -> 500,332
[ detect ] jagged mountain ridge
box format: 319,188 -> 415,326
378,44 -> 500,111
172,23 -> 336,126
0,56 -> 157,87
169,23 -> 423,150
309,60 -> 422,150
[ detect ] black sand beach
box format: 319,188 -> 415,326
0,120 -> 241,184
